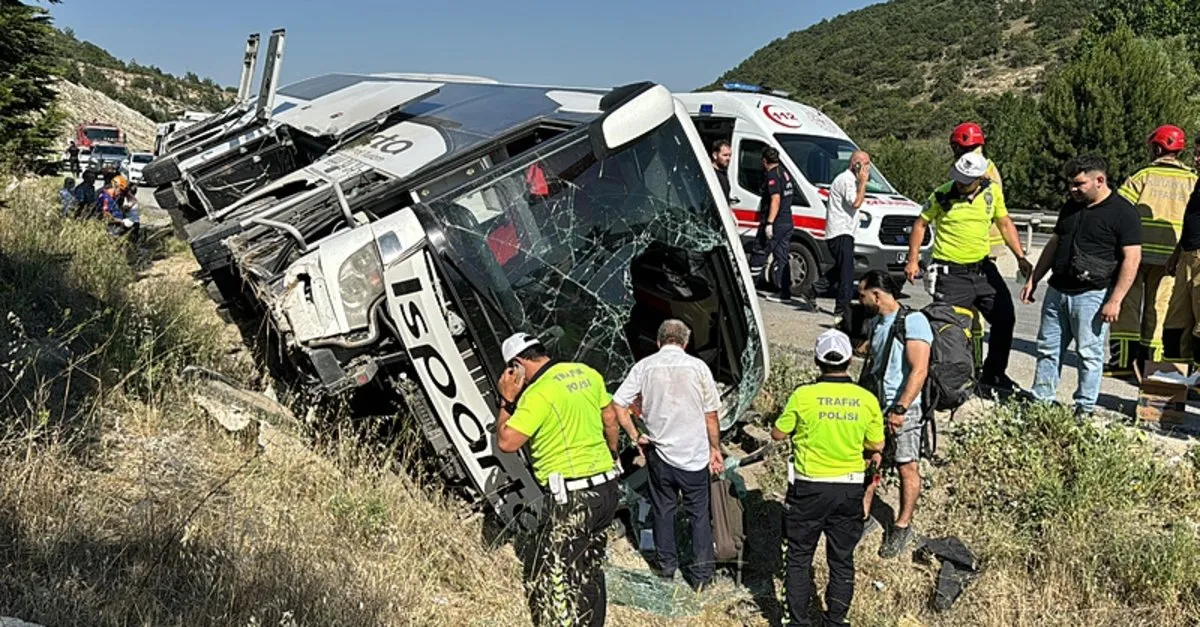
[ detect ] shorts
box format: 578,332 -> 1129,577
888,404 -> 923,464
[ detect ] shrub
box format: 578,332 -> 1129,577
941,401 -> 1200,616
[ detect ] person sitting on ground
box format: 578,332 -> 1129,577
59,177 -> 75,217
72,171 -> 98,218
116,183 -> 142,241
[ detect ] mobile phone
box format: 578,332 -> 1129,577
508,362 -> 526,382
852,162 -> 862,174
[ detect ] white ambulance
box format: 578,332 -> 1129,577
676,84 -> 932,294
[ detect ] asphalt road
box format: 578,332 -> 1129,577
757,269 -> 1139,416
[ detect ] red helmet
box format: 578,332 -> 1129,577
951,122 -> 985,148
1148,125 -> 1187,153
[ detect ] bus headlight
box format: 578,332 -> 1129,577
337,242 -> 384,329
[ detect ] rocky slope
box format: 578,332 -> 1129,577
53,79 -> 158,152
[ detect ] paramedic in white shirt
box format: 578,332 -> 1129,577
613,319 -> 723,591
824,151 -> 871,322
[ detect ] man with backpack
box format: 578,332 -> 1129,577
772,329 -> 885,625
858,270 -> 933,558
1021,155 -> 1141,416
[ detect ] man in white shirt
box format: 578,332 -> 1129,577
825,151 -> 871,322
613,319 -> 723,591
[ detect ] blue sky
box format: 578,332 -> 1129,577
48,0 -> 879,91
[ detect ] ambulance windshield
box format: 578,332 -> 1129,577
775,134 -> 896,194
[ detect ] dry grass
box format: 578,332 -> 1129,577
3,180 -> 1199,626
755,350 -> 1200,626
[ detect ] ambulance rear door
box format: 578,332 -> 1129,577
728,118 -> 825,242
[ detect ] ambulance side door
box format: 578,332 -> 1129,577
729,130 -> 771,237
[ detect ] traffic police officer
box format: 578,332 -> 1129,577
951,122 -> 1005,365
1112,125 -> 1199,374
749,146 -> 796,303
905,152 -> 1032,389
495,332 -> 620,627
772,329 -> 885,626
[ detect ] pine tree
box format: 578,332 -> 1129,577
0,0 -> 62,170
980,92 -> 1045,210
1037,28 -> 1199,208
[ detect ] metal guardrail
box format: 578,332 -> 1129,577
1008,209 -> 1057,251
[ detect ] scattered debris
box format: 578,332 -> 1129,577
913,536 -> 982,611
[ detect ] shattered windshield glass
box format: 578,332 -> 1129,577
424,117 -> 764,424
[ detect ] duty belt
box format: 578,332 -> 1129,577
932,258 -> 988,275
790,471 -> 865,485
564,469 -> 619,492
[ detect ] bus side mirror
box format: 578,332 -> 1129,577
589,83 -> 674,159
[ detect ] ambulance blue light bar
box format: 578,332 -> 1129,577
722,82 -> 791,98
699,104 -> 714,114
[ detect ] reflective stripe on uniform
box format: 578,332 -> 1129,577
1143,218 -> 1185,228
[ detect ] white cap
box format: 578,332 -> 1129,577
501,332 -> 542,363
814,329 -> 853,366
951,151 -> 989,184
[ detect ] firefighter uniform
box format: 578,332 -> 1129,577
774,374 -> 885,626
1163,180 -> 1200,363
979,148 -> 1005,369
921,179 -> 1017,381
1110,157 -> 1198,372
980,148 -> 1008,260
506,360 -> 618,627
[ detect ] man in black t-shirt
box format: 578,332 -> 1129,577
1021,155 -> 1142,415
1163,138 -> 1200,363
747,146 -> 796,303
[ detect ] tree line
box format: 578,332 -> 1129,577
870,25 -> 1199,210
0,1 -> 234,171
718,0 -> 1200,211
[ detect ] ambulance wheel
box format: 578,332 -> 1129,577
787,241 -> 817,294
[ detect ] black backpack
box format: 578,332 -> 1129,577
862,303 -> 975,456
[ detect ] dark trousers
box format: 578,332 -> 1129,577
825,234 -> 855,315
781,480 -> 865,627
528,481 -> 618,627
749,220 -> 794,298
647,447 -> 714,582
934,259 -> 1016,378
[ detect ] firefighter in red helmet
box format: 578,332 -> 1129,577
1110,125 -> 1198,376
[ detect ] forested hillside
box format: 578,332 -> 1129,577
713,0 -> 1200,210
53,27 -> 235,123
712,0 -> 1084,140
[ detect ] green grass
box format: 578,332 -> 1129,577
938,402 -> 1200,616
0,179 -> 231,439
